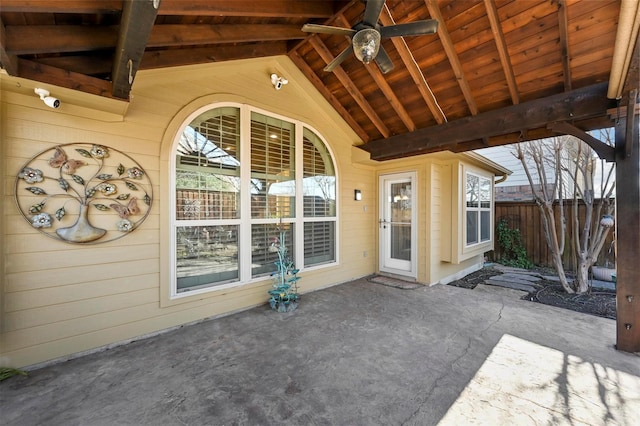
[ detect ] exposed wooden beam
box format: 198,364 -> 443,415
615,94 -> 640,353
31,55 -> 113,76
288,50 -> 369,142
0,0 -> 335,17
425,0 -> 478,115
141,42 -> 287,69
4,24 -> 304,55
379,5 -> 446,124
557,0 -> 572,91
483,0 -> 519,104
308,35 -> 390,138
547,121 -> 615,162
335,13 -> 415,132
0,17 -> 18,75
17,58 -> 114,98
111,0 -> 159,99
360,82 -> 612,160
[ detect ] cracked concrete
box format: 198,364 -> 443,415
1,279 -> 638,425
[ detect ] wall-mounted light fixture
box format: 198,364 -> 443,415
270,73 -> 288,90
354,189 -> 362,201
34,88 -> 60,109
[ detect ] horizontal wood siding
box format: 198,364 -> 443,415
493,200 -> 616,269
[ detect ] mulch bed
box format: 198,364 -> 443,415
448,266 -> 617,320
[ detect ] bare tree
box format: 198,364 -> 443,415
515,133 -> 615,294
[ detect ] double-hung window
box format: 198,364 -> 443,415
465,173 -> 492,246
172,105 -> 336,297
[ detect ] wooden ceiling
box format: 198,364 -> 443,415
1,0 -> 637,159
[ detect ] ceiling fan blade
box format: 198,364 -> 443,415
302,23 -> 356,36
324,45 -> 354,72
374,45 -> 394,74
362,0 -> 386,27
379,19 -> 439,38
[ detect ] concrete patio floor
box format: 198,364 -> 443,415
1,278 -> 639,425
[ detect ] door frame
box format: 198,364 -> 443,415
378,171 -> 418,279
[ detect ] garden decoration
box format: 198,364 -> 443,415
267,229 -> 300,312
15,143 -> 153,244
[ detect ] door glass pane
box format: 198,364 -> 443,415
177,225 -> 239,292
391,223 -> 411,260
390,181 -> 411,260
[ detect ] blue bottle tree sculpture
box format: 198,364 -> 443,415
267,230 -> 300,312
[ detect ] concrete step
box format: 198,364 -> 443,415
484,279 -> 537,293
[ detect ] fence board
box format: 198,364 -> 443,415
493,200 -> 615,271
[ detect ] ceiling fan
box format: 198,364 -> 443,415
302,0 -> 438,74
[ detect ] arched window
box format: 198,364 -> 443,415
171,104 -> 336,297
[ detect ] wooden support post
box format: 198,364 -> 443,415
615,95 -> 640,353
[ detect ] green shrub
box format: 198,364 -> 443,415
496,218 -> 533,269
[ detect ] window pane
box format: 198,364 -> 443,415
250,112 -> 295,219
177,225 -> 239,292
176,108 -> 241,220
303,128 -> 336,217
481,211 -> 491,241
466,211 -> 478,245
304,221 -> 335,266
251,223 -> 295,277
466,174 -> 479,208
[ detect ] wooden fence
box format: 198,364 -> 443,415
492,200 -> 616,270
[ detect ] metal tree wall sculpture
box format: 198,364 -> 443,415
15,143 -> 153,244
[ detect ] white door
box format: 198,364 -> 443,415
379,172 -> 417,278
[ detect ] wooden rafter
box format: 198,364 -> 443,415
111,0 -> 159,99
379,5 -> 446,124
18,58 -> 113,98
360,82 -> 612,160
4,24 -> 303,55
0,0 -> 335,17
288,50 -> 369,142
0,17 -> 17,75
335,13 -> 415,132
557,0 -> 572,91
425,0 -> 478,115
308,35 -> 390,138
483,0 -> 519,104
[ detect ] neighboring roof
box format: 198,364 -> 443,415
462,151 -> 512,178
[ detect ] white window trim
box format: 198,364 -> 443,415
169,103 -> 339,300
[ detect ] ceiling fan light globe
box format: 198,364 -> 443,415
352,28 -> 380,64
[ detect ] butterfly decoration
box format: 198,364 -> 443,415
48,147 -> 85,175
110,197 -> 140,219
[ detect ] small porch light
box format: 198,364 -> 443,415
354,189 -> 362,201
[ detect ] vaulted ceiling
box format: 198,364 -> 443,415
1,0 -> 638,159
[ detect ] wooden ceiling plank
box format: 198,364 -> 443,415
158,0 -> 335,18
17,58 -> 114,98
425,0 -> 478,115
360,82 -> 612,160
0,0 -> 122,13
5,25 -> 117,55
483,0 -> 519,104
141,42 -> 287,69
557,0 -> 572,91
147,24 -> 305,47
111,0 -> 159,99
379,5 -> 446,124
334,13 -> 415,132
308,35 -> 390,138
0,0 -> 334,17
0,17 -> 18,75
288,50 -> 369,142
